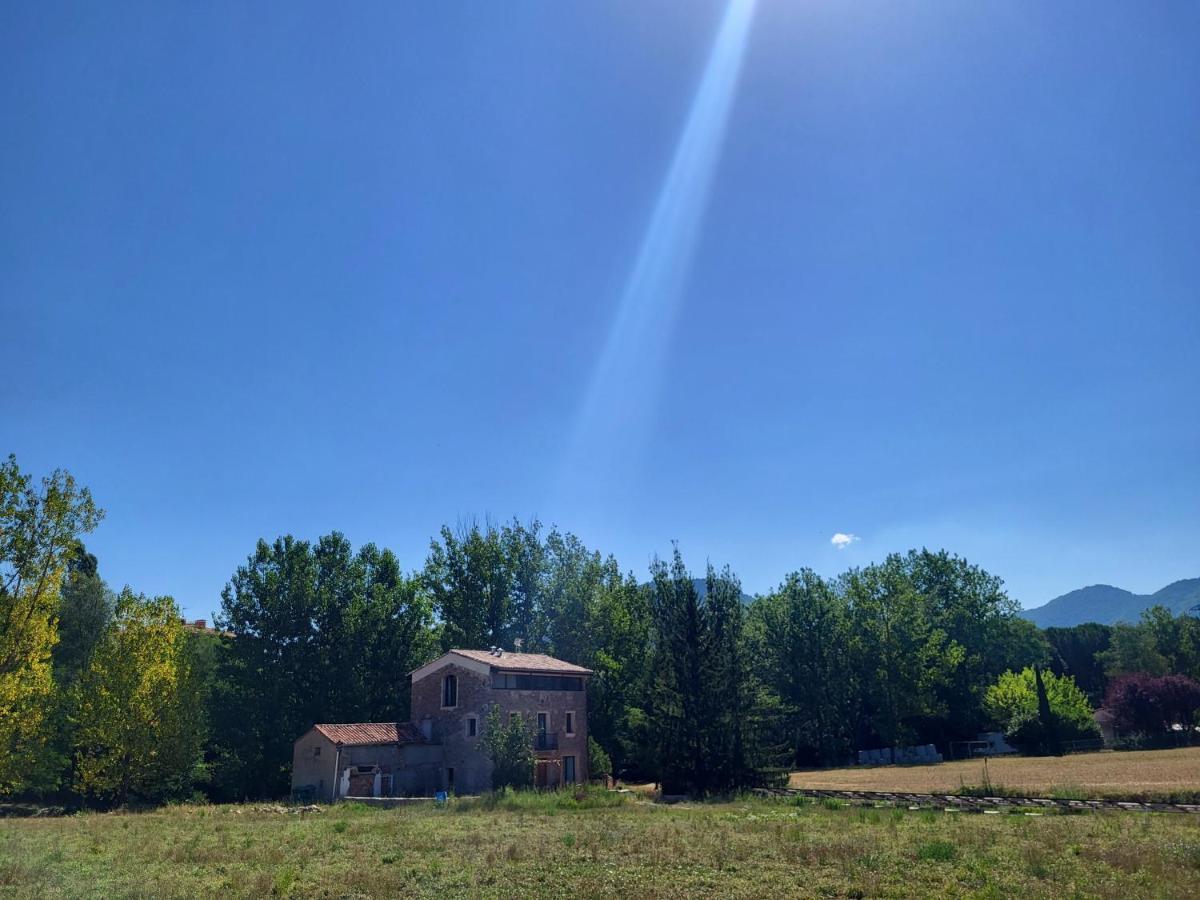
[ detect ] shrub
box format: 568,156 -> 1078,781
916,840 -> 957,862
588,738 -> 612,780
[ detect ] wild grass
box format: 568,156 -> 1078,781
955,779 -> 1200,804
1,791 -> 1198,898
454,784 -> 628,813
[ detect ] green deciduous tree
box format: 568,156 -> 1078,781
1098,618 -> 1172,679
984,667 -> 1099,755
211,533 -> 436,800
581,563 -> 653,776
480,703 -> 534,790
904,550 -> 1029,738
843,558 -> 957,749
423,521 -> 511,652
0,456 -> 101,795
541,529 -> 604,665
73,589 -> 205,804
502,519 -> 547,650
751,569 -> 854,767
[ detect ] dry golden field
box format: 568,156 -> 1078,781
788,747 -> 1200,799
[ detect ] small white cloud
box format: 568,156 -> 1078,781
831,533 -> 860,550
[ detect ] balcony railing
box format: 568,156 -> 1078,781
534,732 -> 558,751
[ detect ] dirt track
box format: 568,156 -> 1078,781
757,786 -> 1200,815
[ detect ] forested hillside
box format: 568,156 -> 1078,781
1023,579 -> 1200,627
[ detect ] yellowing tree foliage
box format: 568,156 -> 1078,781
74,589 -> 205,804
0,456 -> 101,794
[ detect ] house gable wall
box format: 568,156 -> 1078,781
412,662 -> 492,793
291,730 -> 338,802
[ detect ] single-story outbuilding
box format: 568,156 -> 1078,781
291,722 -> 443,802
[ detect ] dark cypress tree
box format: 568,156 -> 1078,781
647,547 -> 706,794
645,550 -> 762,795
1034,665 -> 1061,756
703,564 -> 749,791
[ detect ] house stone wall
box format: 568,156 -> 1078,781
291,730 -> 338,802
394,744 -> 444,796
411,662 -> 493,793
410,662 -> 589,792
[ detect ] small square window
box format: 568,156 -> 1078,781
313,745 -> 321,758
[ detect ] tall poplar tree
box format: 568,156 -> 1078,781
423,521 -> 511,651
0,456 -> 101,795
73,590 -> 205,804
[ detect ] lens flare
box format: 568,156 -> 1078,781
561,0 -> 757,497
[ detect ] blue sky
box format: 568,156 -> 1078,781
3,1 -> 1197,618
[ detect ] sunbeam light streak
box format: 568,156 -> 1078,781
563,0 -> 756,492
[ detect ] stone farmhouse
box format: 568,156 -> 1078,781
292,648 -> 591,801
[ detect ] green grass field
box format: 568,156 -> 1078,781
2,790 -> 1199,898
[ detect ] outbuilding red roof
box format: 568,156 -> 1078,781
449,649 -> 592,675
311,722 -> 426,746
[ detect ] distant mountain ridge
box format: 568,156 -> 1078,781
1022,578 -> 1200,628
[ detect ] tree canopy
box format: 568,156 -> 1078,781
4,450 -> 1198,806
73,589 -> 205,804
0,456 -> 101,794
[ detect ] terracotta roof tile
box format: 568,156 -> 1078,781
449,649 -> 592,675
312,722 -> 426,746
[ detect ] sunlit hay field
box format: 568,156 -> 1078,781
2,790 -> 1200,898
788,747 -> 1200,801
